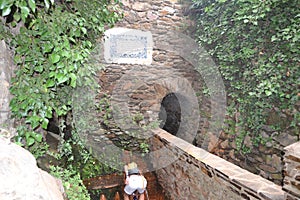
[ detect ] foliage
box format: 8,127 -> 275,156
53,130 -> 122,179
0,0 -> 121,148
0,19 -> 11,41
139,142 -> 150,155
192,0 -> 300,152
96,96 -> 113,127
132,113 -> 144,124
30,141 -> 49,159
50,165 -> 91,200
1,0 -> 122,198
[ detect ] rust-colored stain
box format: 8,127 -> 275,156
84,172 -> 165,200
83,173 -> 124,190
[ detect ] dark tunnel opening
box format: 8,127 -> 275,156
158,93 -> 181,136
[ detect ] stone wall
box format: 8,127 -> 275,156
96,0 -> 300,186
152,129 -> 287,200
97,0 -> 210,152
283,142 -> 300,199
100,0 -> 205,126
197,110 -> 300,185
202,130 -> 285,185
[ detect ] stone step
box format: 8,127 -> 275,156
84,172 -> 165,200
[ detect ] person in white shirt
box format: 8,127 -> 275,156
123,162 -> 147,200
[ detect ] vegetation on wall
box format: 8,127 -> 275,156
1,0 -> 122,199
1,0 -> 120,147
50,165 -> 91,200
192,0 -> 300,153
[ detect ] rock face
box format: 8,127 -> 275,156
0,137 -> 65,200
0,40 -> 64,199
0,40 -> 14,131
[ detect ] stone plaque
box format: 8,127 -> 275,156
104,28 -> 153,65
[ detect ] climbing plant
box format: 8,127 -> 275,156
0,0 -> 121,148
50,165 -> 91,200
192,0 -> 300,152
1,0 -> 122,198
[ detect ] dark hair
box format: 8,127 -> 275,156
128,167 -> 139,175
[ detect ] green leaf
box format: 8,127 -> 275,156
46,79 -> 55,87
15,141 -> 24,146
27,137 -> 35,146
44,0 -> 49,10
50,54 -> 60,64
13,12 -> 21,21
35,65 -> 43,73
14,54 -> 22,64
265,90 -> 272,96
2,6 -> 11,16
69,73 -> 77,88
28,0 -> 36,12
41,118 -> 49,129
81,27 -> 87,35
271,35 -> 277,42
26,115 -> 41,129
33,133 -> 43,142
49,71 -> 56,77
61,50 -> 71,58
56,73 -> 68,84
45,107 -> 52,118
43,43 -> 54,53
1,0 -> 14,11
20,6 -> 30,22
0,0 -> 6,9
74,53 -> 83,61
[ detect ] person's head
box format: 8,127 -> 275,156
127,162 -> 139,175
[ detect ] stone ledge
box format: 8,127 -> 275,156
283,142 -> 300,199
153,128 -> 287,200
284,142 -> 300,159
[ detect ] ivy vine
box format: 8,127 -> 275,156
1,1 -> 122,199
1,0 -> 121,147
192,0 -> 300,152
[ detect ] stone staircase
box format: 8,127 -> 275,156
84,172 -> 165,200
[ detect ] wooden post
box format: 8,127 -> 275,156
114,191 -> 121,200
99,194 -> 107,200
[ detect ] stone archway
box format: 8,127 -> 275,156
107,68 -> 201,144
158,92 -> 196,139
159,93 -> 181,136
